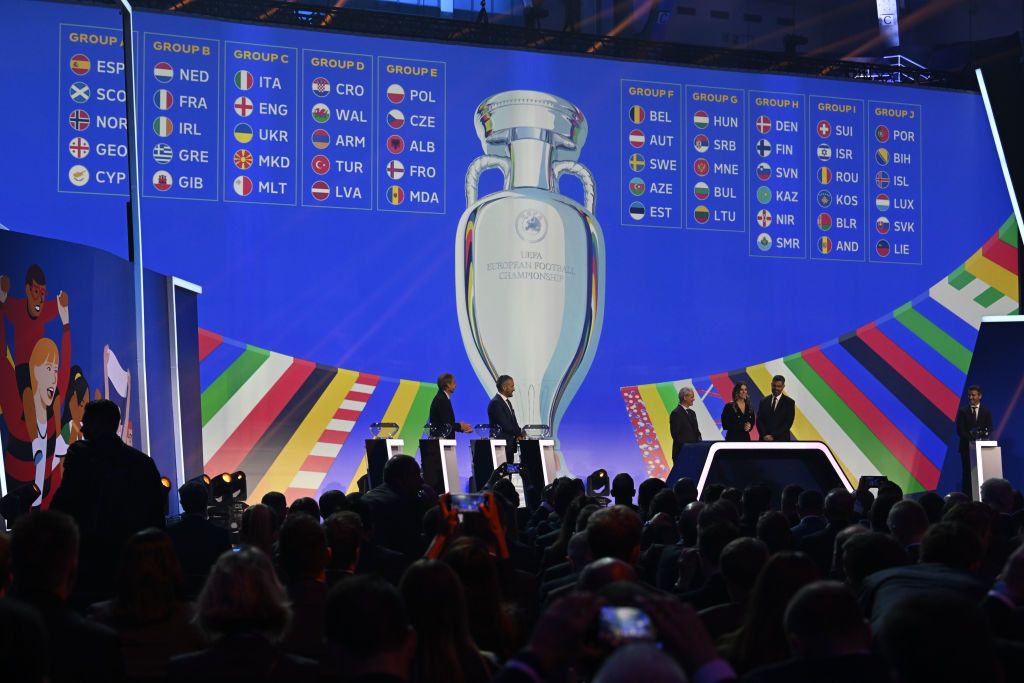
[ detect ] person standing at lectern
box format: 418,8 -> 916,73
756,374 -> 796,442
721,382 -> 755,442
956,385 -> 993,495
669,386 -> 702,461
488,374 -> 524,454
428,373 -> 472,438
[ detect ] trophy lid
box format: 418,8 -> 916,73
474,90 -> 588,161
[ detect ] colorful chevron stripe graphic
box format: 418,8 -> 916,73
622,217 -> 1019,492
199,330 -> 442,503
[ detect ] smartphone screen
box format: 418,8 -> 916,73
505,463 -> 521,474
597,606 -> 656,647
450,493 -> 485,511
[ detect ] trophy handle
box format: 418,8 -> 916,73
553,161 -> 597,214
465,155 -> 511,207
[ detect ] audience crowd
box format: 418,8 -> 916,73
2,409 -> 1024,682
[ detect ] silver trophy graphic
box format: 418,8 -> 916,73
455,90 -> 605,469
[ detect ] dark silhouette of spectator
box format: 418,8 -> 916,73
756,511 -> 794,554
830,524 -> 869,581
239,503 -> 276,557
678,500 -> 705,546
981,478 -> 1021,553
318,489 -> 347,519
780,484 -> 804,526
168,547 -> 316,682
840,531 -> 908,594
90,528 -> 203,679
790,489 -> 825,542
943,500 -> 1006,581
637,478 -> 667,520
586,505 -> 642,565
361,455 -> 430,558
916,490 -> 944,524
745,581 -> 885,683
277,513 -> 330,660
675,522 -> 740,608
672,477 -> 699,509
326,575 -> 416,682
798,489 -> 854,575
399,560 -> 494,683
260,491 -> 287,524
165,481 -> 231,598
9,510 -> 124,682
442,536 -> 520,658
288,496 -> 320,522
867,483 -> 903,533
51,399 -> 164,602
610,473 -> 636,509
324,511 -> 362,585
721,487 -> 743,510
641,489 -> 680,549
718,551 -> 819,674
347,495 -> 406,584
543,495 -> 603,568
740,485 -> 772,537
886,499 -> 929,561
983,544 -> 1024,642
702,483 -> 725,503
0,530 -> 10,595
699,537 -> 768,639
0,595 -> 49,683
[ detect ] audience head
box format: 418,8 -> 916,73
80,398 -> 120,440
178,481 -> 209,516
942,501 -> 993,552
114,528 -> 185,621
239,504 -> 277,556
672,477 -> 698,508
586,505 -> 642,564
277,512 -> 329,582
701,483 -> 725,503
919,521 -> 983,573
916,491 -> 945,524
382,455 -> 423,498
841,531 -> 908,592
197,547 -> 290,642
721,487 -> 742,508
980,478 -> 1014,515
869,483 -> 904,533
678,501 -> 705,546
554,478 -> 585,518
698,499 -> 740,529
611,473 -> 635,506
796,489 -> 824,518
577,558 -> 637,592
319,489 -> 348,519
823,489 -> 855,524
887,500 -> 929,547
784,581 -> 869,658
324,511 -> 363,574
741,484 -> 772,523
260,491 -> 287,523
326,575 -> 415,673
637,478 -> 667,515
755,510 -> 794,554
288,496 -> 321,522
697,522 -> 741,573
11,510 -> 79,599
941,491 -> 970,516
649,488 -> 679,519
399,560 -> 476,682
781,484 -> 803,516
719,537 -> 769,603
592,643 -> 686,683
830,524 -> 868,580
567,531 -> 592,572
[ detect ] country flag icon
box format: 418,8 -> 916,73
152,170 -> 173,192
628,105 -> 645,124
68,164 -> 89,187
629,129 -> 645,148
756,162 -> 771,182
875,125 -> 890,143
628,153 -> 645,172
233,175 -> 253,197
756,232 -> 772,252
693,182 -> 710,201
69,109 -> 90,132
153,116 -> 173,138
152,143 -> 173,165
875,171 -> 890,188
693,134 -> 709,153
310,181 -> 331,202
876,239 -> 891,257
816,120 -> 832,138
311,77 -> 331,97
875,217 -> 890,234
387,185 -> 405,206
311,129 -> 331,150
312,103 -> 330,124
755,115 -> 771,134
69,82 -> 90,104
154,62 -> 174,83
154,89 -> 174,110
693,158 -> 709,177
693,205 -> 710,224
233,123 -> 253,144
387,109 -> 405,129
817,213 -> 832,231
628,177 -> 645,196
234,70 -> 254,91
387,135 -> 405,154
233,149 -> 254,170
311,154 -> 331,175
68,137 -> 90,160
817,143 -> 832,162
875,148 -> 889,165
629,202 -> 646,220
817,190 -> 832,208
817,167 -> 832,185
876,193 -> 890,211
756,186 -> 771,205
756,209 -> 773,228
755,139 -> 772,157
70,54 -> 90,76
386,84 -> 405,104
693,110 -> 709,129
386,159 -> 405,180
818,236 -> 833,255
234,96 -> 255,118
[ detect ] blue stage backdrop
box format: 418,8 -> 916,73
1,0 -> 1017,499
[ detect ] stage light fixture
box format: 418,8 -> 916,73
1,483 -> 40,528
161,476 -> 172,516
587,469 -> 610,497
210,471 -> 247,506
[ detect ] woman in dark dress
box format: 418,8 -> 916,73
721,382 -> 755,441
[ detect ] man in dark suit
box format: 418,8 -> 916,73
956,384 -> 993,495
165,481 -> 231,598
669,386 -> 701,461
487,374 -> 523,452
427,373 -> 472,437
756,374 -> 795,442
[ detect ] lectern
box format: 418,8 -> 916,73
970,440 -> 1002,501
365,421 -> 405,490
420,438 -> 461,494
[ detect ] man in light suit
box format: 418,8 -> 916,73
427,373 -> 471,438
669,386 -> 701,462
955,384 -> 994,495
487,374 -> 523,454
757,374 -> 796,442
